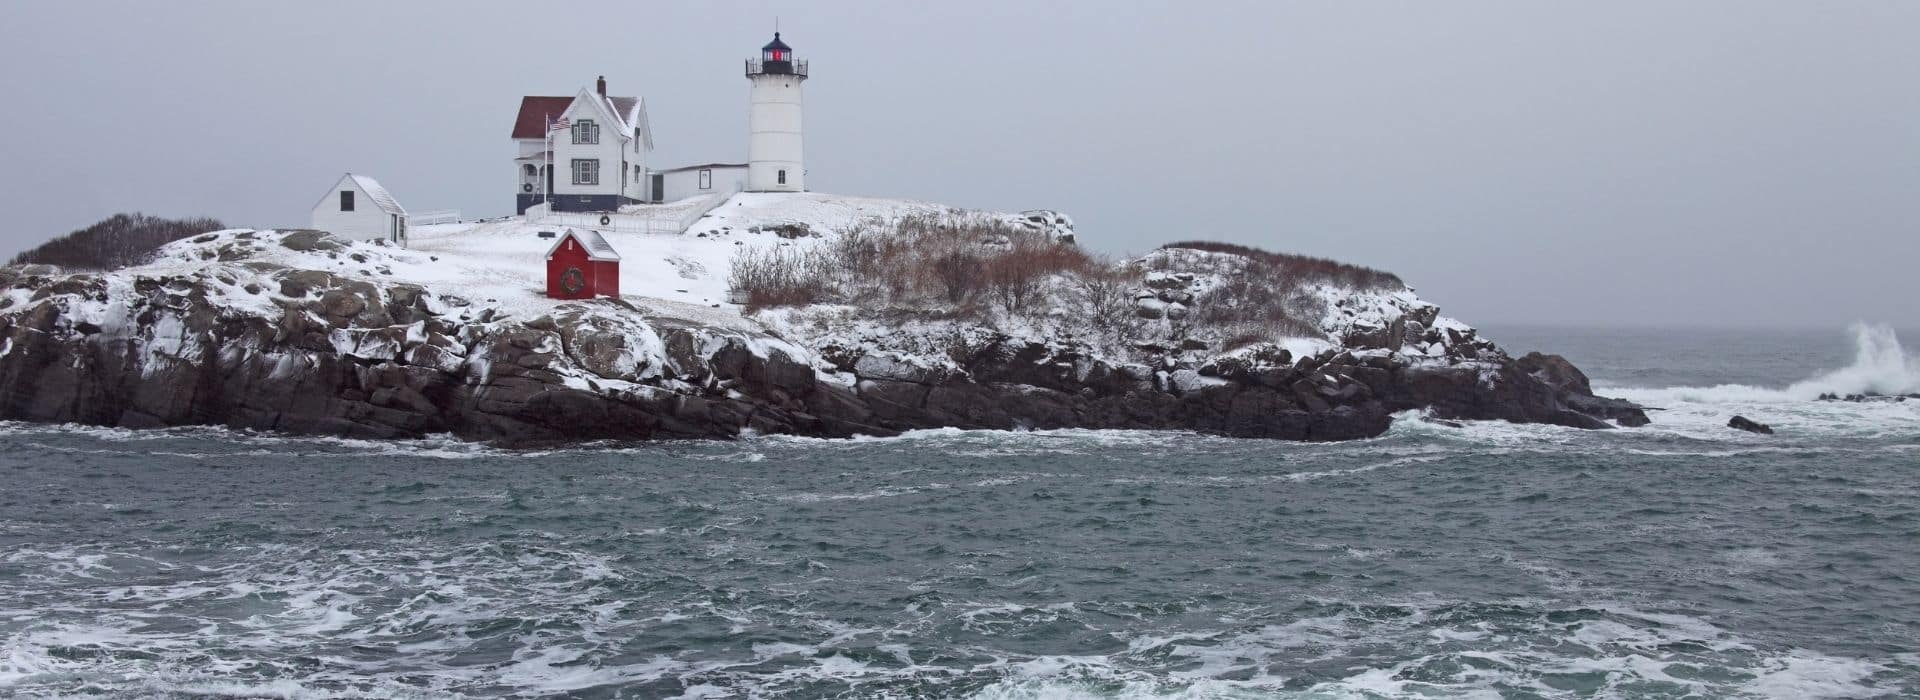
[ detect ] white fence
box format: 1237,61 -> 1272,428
526,207 -> 681,234
410,210 -> 461,225
525,189 -> 737,235
672,187 -> 741,231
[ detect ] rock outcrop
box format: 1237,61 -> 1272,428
1728,416 -> 1774,434
0,231 -> 1647,445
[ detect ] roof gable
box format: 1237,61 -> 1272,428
562,88 -> 614,125
607,96 -> 653,151
562,88 -> 637,139
347,174 -> 406,216
514,88 -> 650,150
311,173 -> 405,216
544,228 -> 621,262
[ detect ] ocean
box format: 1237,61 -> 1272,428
1,324 -> 1916,698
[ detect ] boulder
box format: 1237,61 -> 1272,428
1341,323 -> 1393,350
853,352 -> 950,385
1516,352 -> 1593,396
1728,415 -> 1773,434
278,230 -> 346,253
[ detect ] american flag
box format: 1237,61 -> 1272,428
549,117 -> 570,132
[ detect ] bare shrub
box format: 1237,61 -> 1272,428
829,223 -> 882,279
1073,255 -> 1141,331
1182,260 -> 1320,337
731,210 -> 1093,318
983,253 -> 1041,315
983,239 -> 1092,316
1157,240 -> 1402,289
930,250 -> 982,304
729,245 -> 832,310
826,222 -> 891,302
12,213 -> 225,270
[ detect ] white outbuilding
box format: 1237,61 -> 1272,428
310,173 -> 408,245
653,162 -> 749,203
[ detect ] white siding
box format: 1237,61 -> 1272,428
515,138 -> 546,196
658,165 -> 748,202
550,97 -> 622,200
624,118 -> 649,202
311,177 -> 405,243
748,75 -> 804,192
548,91 -> 650,203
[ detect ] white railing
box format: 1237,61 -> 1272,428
672,187 -> 740,232
411,210 -> 461,225
526,188 -> 739,236
528,209 -> 680,234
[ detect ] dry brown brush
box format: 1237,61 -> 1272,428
11,213 -> 226,270
732,212 -> 1092,316
728,245 -> 834,310
1156,240 -> 1402,290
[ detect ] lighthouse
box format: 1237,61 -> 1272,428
745,32 -> 807,192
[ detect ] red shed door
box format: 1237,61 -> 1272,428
593,260 -> 620,297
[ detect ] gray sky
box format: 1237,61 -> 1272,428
1,1 -> 1914,328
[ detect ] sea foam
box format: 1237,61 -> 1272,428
1610,323 -> 1920,406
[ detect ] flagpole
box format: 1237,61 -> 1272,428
544,111 -> 552,214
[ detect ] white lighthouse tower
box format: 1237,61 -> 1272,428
745,32 -> 807,192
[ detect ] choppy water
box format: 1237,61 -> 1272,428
2,325 -> 1917,698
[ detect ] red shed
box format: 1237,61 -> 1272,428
545,229 -> 622,299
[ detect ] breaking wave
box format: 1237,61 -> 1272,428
1608,323 -> 1920,405
1786,324 -> 1920,399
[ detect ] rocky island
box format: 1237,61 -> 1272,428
0,195 -> 1646,445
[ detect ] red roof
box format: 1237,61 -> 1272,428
512,95 -> 645,140
511,96 -> 576,139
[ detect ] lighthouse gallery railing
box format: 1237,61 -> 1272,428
744,58 -> 808,78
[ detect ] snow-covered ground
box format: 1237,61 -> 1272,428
0,191 -> 1083,356
0,188 -> 1575,444
4,190 -> 1486,398
395,193 -> 1031,323
392,192 -> 1078,334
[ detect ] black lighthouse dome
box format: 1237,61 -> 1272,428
762,32 -> 793,61
747,32 -> 807,79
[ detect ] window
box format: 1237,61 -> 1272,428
523,164 -> 537,177
339,190 -> 354,211
777,169 -> 787,185
699,169 -> 712,190
571,119 -> 599,144
571,159 -> 599,185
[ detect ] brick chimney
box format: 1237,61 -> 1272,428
596,76 -> 606,96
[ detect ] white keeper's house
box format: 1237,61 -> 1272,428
311,173 -> 408,245
511,33 -> 810,215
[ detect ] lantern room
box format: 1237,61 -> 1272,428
747,32 -> 807,78
763,33 -> 792,63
